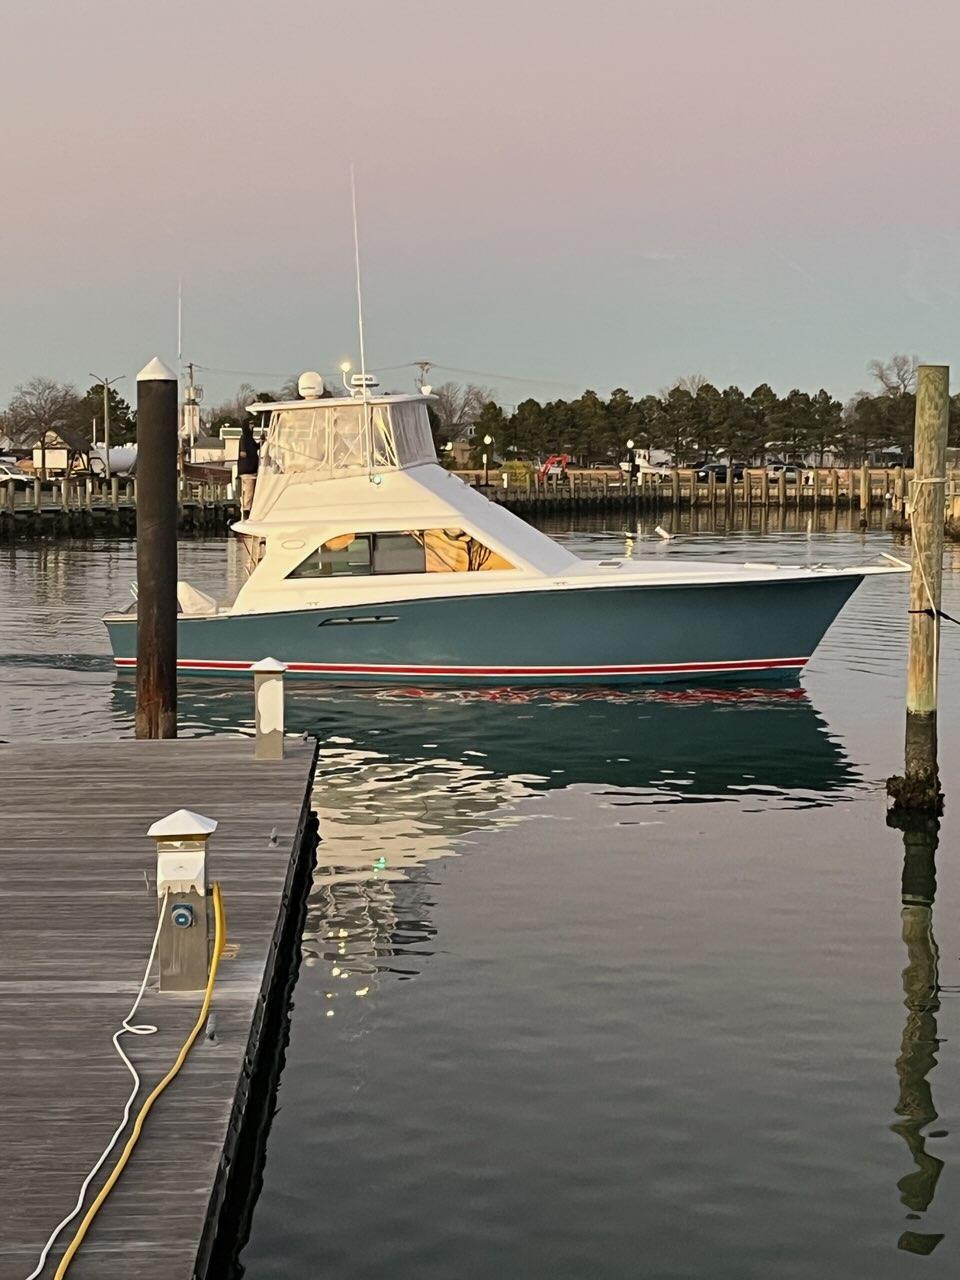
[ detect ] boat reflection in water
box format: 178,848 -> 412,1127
115,678 -> 858,979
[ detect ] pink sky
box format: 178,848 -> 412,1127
2,0 -> 960,406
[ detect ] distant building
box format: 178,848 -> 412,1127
28,426 -> 91,475
190,426 -> 240,465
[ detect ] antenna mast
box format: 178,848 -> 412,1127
350,165 -> 368,398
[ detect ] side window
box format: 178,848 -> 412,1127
423,529 -> 514,572
373,532 -> 426,574
288,535 -> 372,578
286,529 -> 512,578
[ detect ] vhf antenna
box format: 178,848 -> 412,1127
350,165 -> 368,400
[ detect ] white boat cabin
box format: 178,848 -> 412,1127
223,387 -> 577,617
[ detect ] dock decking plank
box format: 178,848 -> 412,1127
0,738 -> 316,1279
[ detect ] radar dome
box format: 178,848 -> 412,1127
297,371 -> 324,399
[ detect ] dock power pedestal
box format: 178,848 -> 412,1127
147,809 -> 218,992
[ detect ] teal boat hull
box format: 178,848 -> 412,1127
104,576 -> 861,686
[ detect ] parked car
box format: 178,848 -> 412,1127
0,460 -> 31,486
694,461 -> 744,482
766,460 -> 802,481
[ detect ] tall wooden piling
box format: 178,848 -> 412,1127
887,364 -> 949,813
135,357 -> 179,740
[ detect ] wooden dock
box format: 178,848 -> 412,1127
0,476 -> 238,540
458,465 -> 960,518
0,737 -> 318,1279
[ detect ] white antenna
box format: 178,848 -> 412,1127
177,277 -> 183,376
350,165 -> 368,398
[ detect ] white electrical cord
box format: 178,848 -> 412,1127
24,891 -> 168,1280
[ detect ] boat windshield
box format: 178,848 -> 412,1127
260,401 -> 435,478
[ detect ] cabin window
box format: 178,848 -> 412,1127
372,532 -> 426,574
288,535 -> 373,578
287,529 -> 514,579
422,528 -> 514,572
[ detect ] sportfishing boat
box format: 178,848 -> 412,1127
104,373 -> 903,685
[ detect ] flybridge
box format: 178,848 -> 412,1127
249,391 -> 438,485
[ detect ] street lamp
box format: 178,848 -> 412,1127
89,373 -> 125,479
483,434 -> 493,488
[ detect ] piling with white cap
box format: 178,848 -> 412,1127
252,657 -> 287,760
135,356 -> 179,739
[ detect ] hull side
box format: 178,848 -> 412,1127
104,577 -> 860,686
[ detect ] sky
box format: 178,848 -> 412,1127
3,0 -> 960,410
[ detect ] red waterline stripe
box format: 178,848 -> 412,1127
114,656 -> 808,675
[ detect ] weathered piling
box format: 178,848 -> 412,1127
887,364 -> 949,813
135,357 -> 179,740
253,657 -> 287,761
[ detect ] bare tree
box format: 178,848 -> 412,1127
430,382 -> 495,437
674,373 -> 708,395
5,376 -> 82,478
868,354 -> 918,396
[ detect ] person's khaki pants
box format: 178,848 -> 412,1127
241,474 -> 256,513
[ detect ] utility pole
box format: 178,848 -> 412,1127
182,361 -> 201,454
89,373 -> 125,479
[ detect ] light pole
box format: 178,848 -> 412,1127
483,433 -> 493,488
89,373 -> 125,479
626,437 -> 635,487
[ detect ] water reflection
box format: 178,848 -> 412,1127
113,681 -> 861,1000
891,818 -> 945,1256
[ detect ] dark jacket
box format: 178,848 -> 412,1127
237,425 -> 260,476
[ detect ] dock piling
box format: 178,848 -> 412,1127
253,657 -> 287,760
135,357 -> 179,740
887,363 -> 949,813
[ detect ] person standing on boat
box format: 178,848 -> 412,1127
237,416 -> 260,517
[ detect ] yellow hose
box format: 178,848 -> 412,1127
54,883 -> 227,1278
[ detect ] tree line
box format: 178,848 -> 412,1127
2,355 -> 956,468
440,356 -> 960,467
0,376 -> 137,449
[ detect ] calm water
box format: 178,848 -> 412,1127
3,510 -> 960,1278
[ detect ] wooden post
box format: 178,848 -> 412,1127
253,657 -> 286,760
860,461 -> 870,514
777,470 -> 786,507
110,475 -> 119,508
670,469 -> 680,506
135,357 -> 179,740
887,364 -> 949,813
